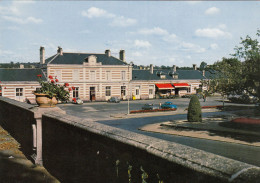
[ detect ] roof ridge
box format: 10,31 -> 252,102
63,52 -> 105,55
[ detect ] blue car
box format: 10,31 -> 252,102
161,102 -> 177,109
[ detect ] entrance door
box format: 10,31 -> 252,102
148,85 -> 154,99
90,87 -> 95,101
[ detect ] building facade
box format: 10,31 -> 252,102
0,47 -> 212,102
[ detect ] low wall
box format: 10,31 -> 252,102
0,96 -> 35,156
0,96 -> 260,182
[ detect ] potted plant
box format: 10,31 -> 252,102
34,74 -> 70,108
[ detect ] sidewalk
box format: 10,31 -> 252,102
0,125 -> 60,183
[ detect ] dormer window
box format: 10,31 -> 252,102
160,75 -> 166,79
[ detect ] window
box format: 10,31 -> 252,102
121,71 -> 126,80
90,71 -> 95,81
73,70 -> 79,81
135,86 -> 140,95
149,85 -> 154,95
105,86 -> 111,96
187,86 -> 191,93
106,71 -> 111,81
121,86 -> 126,96
73,87 -> 79,98
16,88 -> 23,96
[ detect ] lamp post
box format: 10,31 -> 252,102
127,64 -> 130,115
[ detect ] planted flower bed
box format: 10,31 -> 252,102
130,108 -> 177,114
231,118 -> 260,125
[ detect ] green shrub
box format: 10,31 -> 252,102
187,95 -> 202,122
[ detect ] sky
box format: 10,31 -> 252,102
0,1 -> 259,67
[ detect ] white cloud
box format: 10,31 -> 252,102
195,28 -> 232,38
0,6 -> 20,15
210,43 -> 218,50
138,27 -> 169,36
110,16 -> 137,27
134,40 -> 151,48
179,42 -> 206,53
81,7 -> 114,18
205,7 -> 220,15
82,7 -> 136,27
2,15 -> 42,24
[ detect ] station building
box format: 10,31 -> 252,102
0,47 -> 212,102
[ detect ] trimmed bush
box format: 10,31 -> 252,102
187,95 -> 202,122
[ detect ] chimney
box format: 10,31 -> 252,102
105,49 -> 111,57
193,64 -> 197,70
119,50 -> 125,62
173,65 -> 176,72
150,64 -> 153,74
40,46 -> 45,64
57,46 -> 63,55
20,64 -> 24,69
202,70 -> 205,77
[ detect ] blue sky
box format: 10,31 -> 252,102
0,1 -> 259,67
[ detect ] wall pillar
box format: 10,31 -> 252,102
32,107 -> 66,165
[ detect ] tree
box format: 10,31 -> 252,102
233,29 -> 260,103
208,57 -> 244,106
199,61 -> 207,71
187,95 -> 202,122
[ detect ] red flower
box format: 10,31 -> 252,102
37,74 -> 42,78
48,75 -> 53,79
72,86 -> 75,90
64,83 -> 69,87
55,79 -> 59,82
51,80 -> 54,83
68,88 -> 72,91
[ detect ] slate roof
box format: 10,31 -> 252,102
0,68 -> 46,82
46,53 -> 127,65
205,69 -> 220,79
132,69 -> 206,81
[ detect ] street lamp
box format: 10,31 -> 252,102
127,62 -> 132,115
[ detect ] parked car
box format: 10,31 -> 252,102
108,97 -> 120,103
72,98 -> 83,104
142,104 -> 159,110
161,102 -> 177,109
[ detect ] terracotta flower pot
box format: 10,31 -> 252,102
34,93 -> 58,108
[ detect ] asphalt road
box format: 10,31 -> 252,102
58,97 -> 260,167
98,113 -> 260,167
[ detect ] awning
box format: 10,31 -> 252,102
173,83 -> 190,88
156,83 -> 174,90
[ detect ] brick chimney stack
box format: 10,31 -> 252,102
57,46 -> 63,55
105,49 -> 111,57
40,46 -> 45,64
119,50 -> 125,62
150,64 -> 153,74
173,65 -> 176,72
193,64 -> 197,70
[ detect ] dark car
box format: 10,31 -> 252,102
108,97 -> 120,103
161,102 -> 177,109
142,104 -> 159,110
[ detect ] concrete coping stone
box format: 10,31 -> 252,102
43,111 -> 260,182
